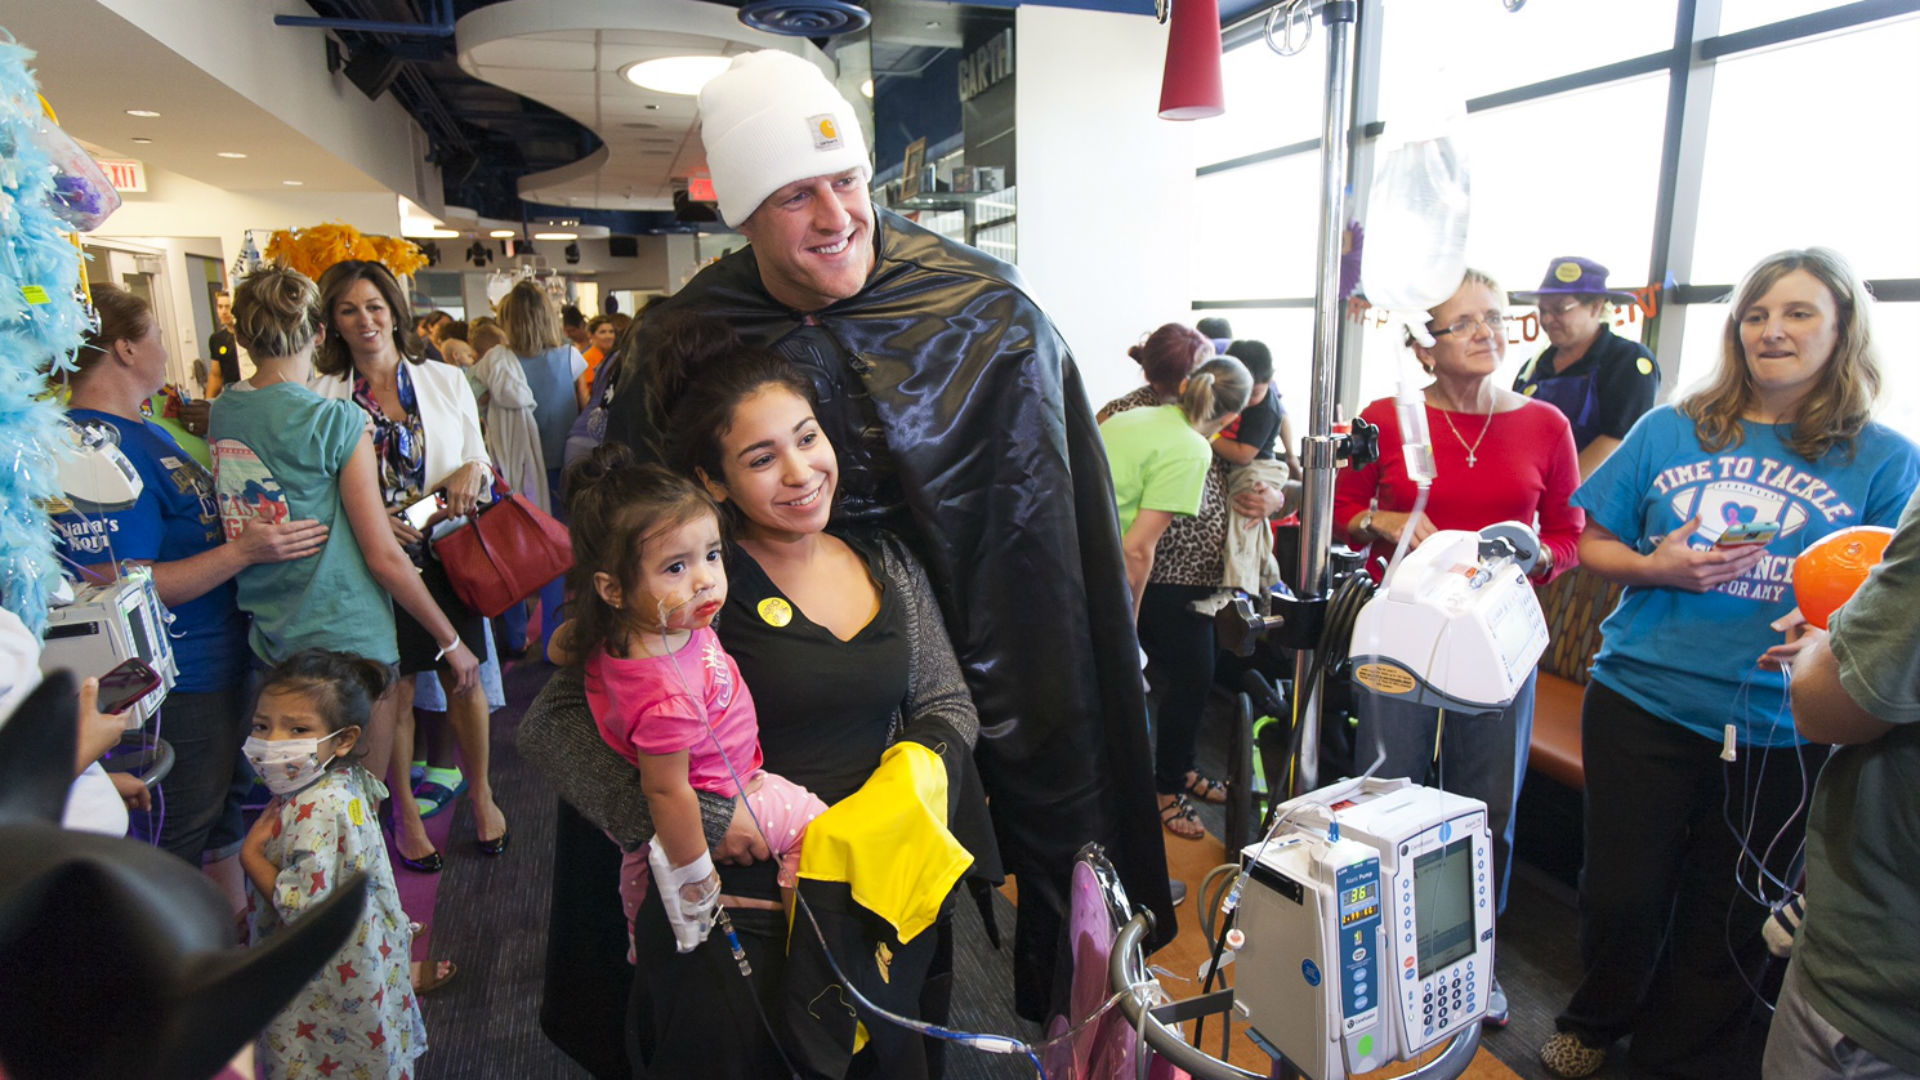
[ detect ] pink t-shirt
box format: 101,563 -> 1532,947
584,627 -> 763,797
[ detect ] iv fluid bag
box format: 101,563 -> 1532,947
1361,134 -> 1471,313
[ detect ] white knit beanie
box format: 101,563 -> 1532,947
698,50 -> 869,228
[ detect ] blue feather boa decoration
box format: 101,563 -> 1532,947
0,32 -> 89,638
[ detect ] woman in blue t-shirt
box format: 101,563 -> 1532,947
52,284 -> 327,870
1540,249 -> 1920,1080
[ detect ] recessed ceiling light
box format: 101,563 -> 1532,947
489,229 -> 515,238
130,137 -> 153,144
533,231 -> 578,241
417,228 -> 461,238
622,121 -> 660,129
861,78 -> 873,99
621,56 -> 731,95
282,179 -> 304,186
217,151 -> 247,159
125,109 -> 161,118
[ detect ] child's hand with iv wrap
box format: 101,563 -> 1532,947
649,846 -> 722,952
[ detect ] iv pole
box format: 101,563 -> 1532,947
1288,0 -> 1357,797
1107,0 -> 1501,1075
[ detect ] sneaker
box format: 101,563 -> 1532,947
1540,1031 -> 1607,1079
1482,977 -> 1510,1027
1169,879 -> 1188,908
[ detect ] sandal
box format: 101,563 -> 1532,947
1183,771 -> 1229,805
1159,794 -> 1206,840
412,959 -> 458,995
413,768 -> 468,821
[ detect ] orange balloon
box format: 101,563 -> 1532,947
1793,526 -> 1895,630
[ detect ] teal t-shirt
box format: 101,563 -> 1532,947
1099,404 -> 1211,535
1574,406 -> 1920,747
207,383 -> 399,665
1797,484 -> 1920,1073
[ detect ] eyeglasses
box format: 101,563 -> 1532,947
1429,312 -> 1511,339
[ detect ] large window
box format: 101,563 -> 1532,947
1193,36 -> 1327,167
1191,2 -> 1920,442
1690,18 -> 1920,283
1377,0 -> 1678,103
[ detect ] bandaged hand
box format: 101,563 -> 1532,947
649,846 -> 722,953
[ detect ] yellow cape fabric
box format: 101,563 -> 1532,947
796,741 -> 972,944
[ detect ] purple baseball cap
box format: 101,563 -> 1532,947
1510,256 -> 1639,305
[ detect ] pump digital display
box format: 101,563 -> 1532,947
122,593 -> 155,665
1414,837 -> 1474,977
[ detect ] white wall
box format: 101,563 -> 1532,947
1014,6 -> 1199,411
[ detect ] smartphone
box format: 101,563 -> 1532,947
1716,520 -> 1781,549
401,492 -> 444,531
96,656 -> 162,715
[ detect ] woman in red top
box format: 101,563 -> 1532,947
1333,268 -> 1583,1027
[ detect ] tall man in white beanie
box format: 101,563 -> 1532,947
522,47 -> 1175,1071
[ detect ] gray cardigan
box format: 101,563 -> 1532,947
517,532 -> 982,853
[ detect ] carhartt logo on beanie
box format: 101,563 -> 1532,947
698,50 -> 869,227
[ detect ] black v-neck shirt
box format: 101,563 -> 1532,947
717,531 -> 908,807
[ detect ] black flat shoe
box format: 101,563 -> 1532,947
477,828 -> 509,857
397,848 -> 444,874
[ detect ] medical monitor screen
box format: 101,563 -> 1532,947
1414,837 -> 1475,977
122,594 -> 156,666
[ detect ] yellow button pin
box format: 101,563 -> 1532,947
758,597 -> 793,628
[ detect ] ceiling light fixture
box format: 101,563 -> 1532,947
130,137 -> 153,144
621,56 -> 731,95
125,109 -> 161,118
420,228 -> 461,238
217,151 -> 247,159
282,180 -> 304,186
489,229 -> 515,239
533,231 -> 578,241
861,78 -> 873,98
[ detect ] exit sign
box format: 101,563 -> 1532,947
95,158 -> 147,193
687,172 -> 716,203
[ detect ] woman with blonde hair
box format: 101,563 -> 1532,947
1541,248 -> 1920,1079
494,279 -> 585,658
310,260 -> 509,871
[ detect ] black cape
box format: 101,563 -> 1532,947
606,210 -> 1174,1017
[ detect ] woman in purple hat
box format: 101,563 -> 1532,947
1512,257 -> 1661,479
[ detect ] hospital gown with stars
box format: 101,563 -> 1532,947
249,765 -> 427,1080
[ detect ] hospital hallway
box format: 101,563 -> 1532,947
404,657 -> 1643,1080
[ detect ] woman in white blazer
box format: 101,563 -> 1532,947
313,260 -> 509,871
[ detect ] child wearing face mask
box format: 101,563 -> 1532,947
240,650 -> 427,1080
563,443 -> 825,957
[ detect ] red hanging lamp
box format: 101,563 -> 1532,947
1158,0 -> 1225,120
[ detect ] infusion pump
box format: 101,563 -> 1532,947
1234,778 -> 1494,1080
40,569 -> 176,727
1349,525 -> 1550,713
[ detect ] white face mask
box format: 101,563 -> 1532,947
243,730 -> 348,796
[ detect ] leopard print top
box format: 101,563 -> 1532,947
1101,387 -> 1228,587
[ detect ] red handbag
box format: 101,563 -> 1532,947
432,482 -> 572,618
